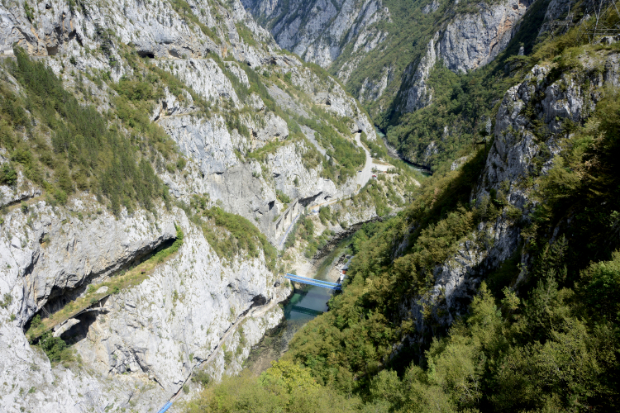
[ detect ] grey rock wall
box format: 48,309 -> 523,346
0,0 -> 407,411
242,0 -> 390,69
0,196 -> 289,411
399,0 -> 532,113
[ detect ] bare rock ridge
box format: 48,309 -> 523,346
399,0 -> 533,112
1,0 -> 381,245
241,0 -> 391,69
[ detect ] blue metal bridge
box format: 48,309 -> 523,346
285,273 -> 342,290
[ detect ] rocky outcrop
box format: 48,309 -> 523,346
438,0 -> 532,73
1,0 -> 378,245
359,65 -> 393,104
403,51 -> 620,340
399,0 -> 532,113
4,201 -> 177,324
538,0 -> 575,36
0,167 -> 42,208
400,32 -> 439,113
245,0 -> 535,113
0,195 -> 289,411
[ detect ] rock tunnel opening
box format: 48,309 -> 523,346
60,297 -> 111,345
137,50 -> 155,58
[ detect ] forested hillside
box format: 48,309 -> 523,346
381,0 -> 552,171
185,2 -> 620,412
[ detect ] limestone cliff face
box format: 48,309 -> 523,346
401,50 -> 620,344
0,201 -> 287,411
1,0 -> 379,245
241,0 -> 390,69
241,0 -> 396,106
399,0 -> 532,113
243,0 -> 533,113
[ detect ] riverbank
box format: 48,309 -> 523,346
242,235 -> 353,375
375,127 -> 432,176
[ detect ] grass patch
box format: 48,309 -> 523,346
169,0 -> 221,44
184,197 -> 277,271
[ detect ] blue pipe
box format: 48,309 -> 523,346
157,401 -> 173,413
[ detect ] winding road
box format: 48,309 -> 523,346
354,132 -> 373,189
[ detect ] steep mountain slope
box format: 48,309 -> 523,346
184,2 -> 620,412
241,0 -> 391,71
0,0 -> 402,411
243,0 -> 535,118
283,8 -> 620,411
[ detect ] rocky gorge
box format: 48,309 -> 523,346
0,0 -> 418,411
2,0 -> 620,411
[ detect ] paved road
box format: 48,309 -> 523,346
306,133 -> 373,216
354,133 -> 373,189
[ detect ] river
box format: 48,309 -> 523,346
244,237 -> 352,374
375,127 -> 431,176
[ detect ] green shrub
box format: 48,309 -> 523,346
276,190 -> 291,204
188,206 -> 276,271
223,346 -> 233,365
318,206 -> 331,225
0,292 -> 13,309
38,331 -> 71,363
184,361 -> 361,413
0,163 -> 17,186
296,114 -> 364,183
23,2 -> 34,22
192,370 -> 211,386
360,132 -> 388,159
6,48 -> 173,215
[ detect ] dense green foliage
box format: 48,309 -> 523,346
0,163 -> 17,187
194,109 -> 620,409
360,131 -> 388,160
282,213 -> 333,257
332,0 -> 442,115
0,48 -> 174,214
350,174 -> 408,217
186,361 -> 363,413
29,315 -> 74,363
186,196 -> 277,271
188,10 -> 620,408
289,40 -> 620,412
296,111 -> 365,183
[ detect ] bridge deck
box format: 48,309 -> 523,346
285,273 -> 342,290
289,305 -> 324,316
